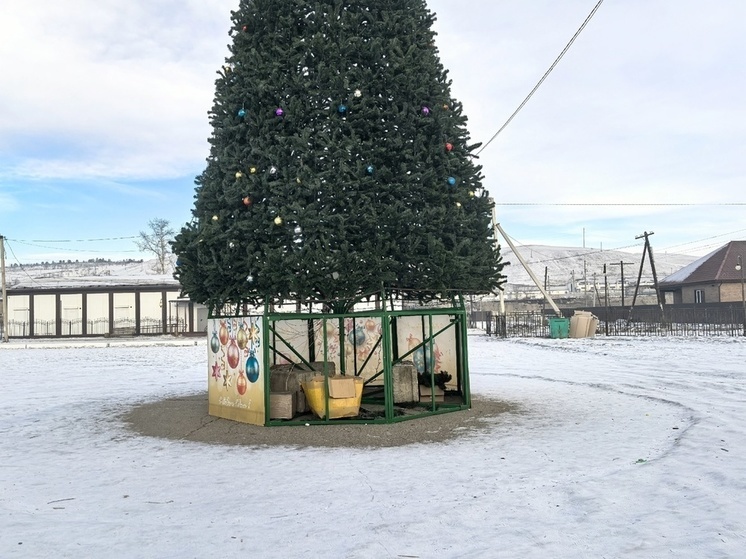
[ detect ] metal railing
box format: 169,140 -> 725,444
477,305 -> 746,338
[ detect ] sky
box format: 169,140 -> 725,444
1,334 -> 745,557
1,0 -> 745,265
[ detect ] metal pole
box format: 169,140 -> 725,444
492,220 -> 563,316
1,235 -> 8,342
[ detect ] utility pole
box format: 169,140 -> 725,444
631,231 -> 665,319
1,235 -> 8,342
583,259 -> 588,306
603,264 -> 610,335
609,261 -> 634,307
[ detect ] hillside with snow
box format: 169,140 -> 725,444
4,246 -> 698,301
497,244 -> 697,301
5,257 -> 178,290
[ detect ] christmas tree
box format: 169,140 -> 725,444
173,0 -> 505,313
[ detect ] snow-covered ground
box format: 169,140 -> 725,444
1,334 -> 745,558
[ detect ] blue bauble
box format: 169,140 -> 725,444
413,346 -> 433,374
347,326 -> 366,346
237,108 -> 246,117
246,354 -> 260,383
338,104 -> 347,114
447,176 -> 457,186
366,165 -> 375,175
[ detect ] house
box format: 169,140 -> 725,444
659,241 -> 746,305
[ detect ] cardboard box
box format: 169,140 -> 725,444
419,385 -> 445,403
270,392 -> 296,419
327,375 -> 357,399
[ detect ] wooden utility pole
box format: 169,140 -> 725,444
630,231 -> 665,318
609,260 -> 634,307
1,235 -> 8,342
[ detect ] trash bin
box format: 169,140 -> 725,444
548,317 -> 570,339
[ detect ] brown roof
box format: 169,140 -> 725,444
660,241 -> 746,286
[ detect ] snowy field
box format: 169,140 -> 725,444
1,334 -> 745,558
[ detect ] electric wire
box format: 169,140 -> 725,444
3,239 -> 43,287
476,0 -> 605,155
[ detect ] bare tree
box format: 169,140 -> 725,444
136,218 -> 175,274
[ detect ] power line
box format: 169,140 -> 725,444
477,0 -> 605,155
3,240 -> 43,287
8,239 -> 140,254
10,235 -> 138,243
496,203 -> 746,207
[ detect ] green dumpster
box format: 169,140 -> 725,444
548,317 -> 570,339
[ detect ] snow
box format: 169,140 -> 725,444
2,334 -> 745,558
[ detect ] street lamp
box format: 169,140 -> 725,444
736,255 -> 746,336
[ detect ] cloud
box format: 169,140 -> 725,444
0,0 -> 235,181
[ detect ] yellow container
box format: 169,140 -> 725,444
301,376 -> 364,419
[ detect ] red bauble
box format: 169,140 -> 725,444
445,143 -> 453,152
227,339 -> 241,369
236,372 -> 248,395
243,196 -> 252,206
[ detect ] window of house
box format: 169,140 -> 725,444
694,289 -> 704,304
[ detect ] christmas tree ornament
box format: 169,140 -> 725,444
275,107 -> 284,117
296,177 -> 302,184
211,361 -> 222,381
469,191 -> 476,197
442,104 -> 450,110
332,271 -> 340,280
212,215 -> 219,221
421,106 -> 431,116
236,371 -> 248,395
294,225 -> 302,235
219,321 -> 229,345
247,274 -> 254,283
242,25 -> 248,32
235,171 -> 244,179
338,104 -> 348,115
237,323 -> 248,349
456,202 -> 462,208
229,241 -> 235,248
250,167 -> 257,174
366,165 -> 375,175
210,330 -> 220,354
445,142 -> 453,152
274,216 -> 283,225
246,351 -> 260,383
348,325 -> 366,346
237,108 -> 246,117
447,176 -> 457,186
269,166 -> 278,175
227,338 -> 241,369
353,89 -> 362,98
242,196 -> 252,206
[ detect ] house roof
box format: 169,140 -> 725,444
660,240 -> 746,286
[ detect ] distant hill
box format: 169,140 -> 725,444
6,257 -> 177,289
497,244 -> 697,300
6,247 -> 697,298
